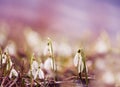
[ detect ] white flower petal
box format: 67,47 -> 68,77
2,58 -> 6,64
2,54 -> 7,64
73,53 -> 82,67
44,58 -> 53,70
31,61 -> 38,70
78,62 -> 84,73
31,60 -> 39,78
9,68 -> 18,78
38,69 -> 44,79
32,69 -> 38,77
28,70 -> 31,76
73,53 -> 79,67
34,70 -> 39,80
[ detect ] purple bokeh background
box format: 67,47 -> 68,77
0,0 -> 119,39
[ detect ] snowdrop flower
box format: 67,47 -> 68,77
44,57 -> 53,71
73,50 -> 82,67
1,52 -> 7,64
29,57 -> 44,80
73,49 -> 84,73
34,66 -> 44,80
74,49 -> 88,73
0,51 -> 13,70
31,60 -> 39,76
9,68 -> 18,78
43,38 -> 56,72
74,49 -> 88,85
0,52 -> 7,68
43,38 -> 52,56
31,60 -> 39,70
38,69 -> 44,79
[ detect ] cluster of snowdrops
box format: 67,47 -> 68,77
0,38 -> 88,86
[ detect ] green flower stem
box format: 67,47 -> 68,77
81,49 -> 88,86
48,38 -> 55,73
48,38 -> 56,87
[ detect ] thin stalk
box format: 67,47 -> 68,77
81,49 -> 88,86
77,55 -> 80,79
30,78 -> 34,87
77,49 -> 82,80
30,54 -> 34,86
48,38 -> 55,73
30,54 -> 34,70
4,50 -> 11,76
48,38 -> 56,87
6,51 -> 11,71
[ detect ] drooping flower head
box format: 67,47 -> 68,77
43,37 -> 55,72
73,49 -> 88,86
73,49 -> 84,73
44,57 -> 53,71
31,58 -> 39,77
9,66 -> 18,78
34,65 -> 44,80
1,52 -> 7,64
43,37 -> 53,56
